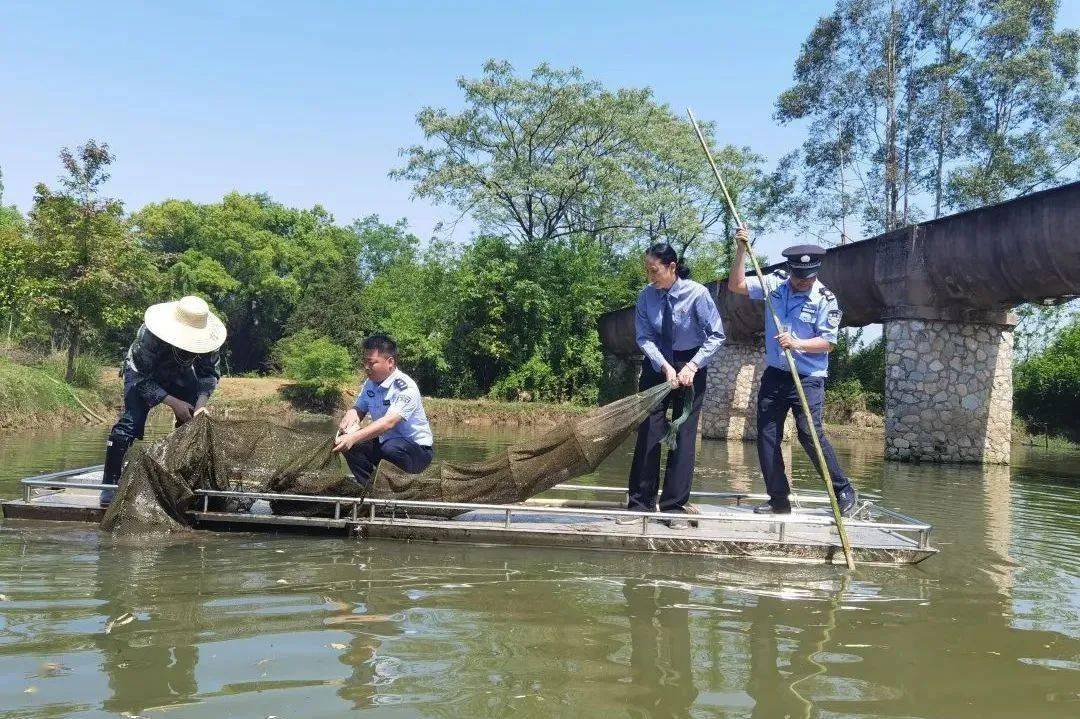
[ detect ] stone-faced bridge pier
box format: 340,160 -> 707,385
599,182 -> 1080,465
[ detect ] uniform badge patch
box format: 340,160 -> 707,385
826,309 -> 842,328
393,379 -> 407,391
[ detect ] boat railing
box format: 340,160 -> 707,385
17,470 -> 934,550
190,487 -> 933,548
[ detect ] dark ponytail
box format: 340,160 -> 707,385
645,242 -> 691,280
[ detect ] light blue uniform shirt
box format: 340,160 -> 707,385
353,369 -> 433,447
747,271 -> 842,378
635,278 -> 726,372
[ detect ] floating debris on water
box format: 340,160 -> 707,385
105,612 -> 135,634
324,614 -> 394,625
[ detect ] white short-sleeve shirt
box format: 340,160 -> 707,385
354,369 -> 433,446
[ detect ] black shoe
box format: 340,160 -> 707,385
661,515 -> 692,530
658,507 -> 699,530
837,488 -> 859,517
753,501 -> 791,515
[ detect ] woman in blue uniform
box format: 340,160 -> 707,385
625,243 -> 725,528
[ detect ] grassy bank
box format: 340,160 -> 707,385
205,376 -> 590,427
1012,417 -> 1080,451
424,396 -> 589,426
0,356 -> 111,429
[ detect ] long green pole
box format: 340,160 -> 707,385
687,108 -> 856,570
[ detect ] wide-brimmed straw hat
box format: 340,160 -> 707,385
144,296 -> 227,354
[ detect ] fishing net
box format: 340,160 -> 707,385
101,383 -> 674,534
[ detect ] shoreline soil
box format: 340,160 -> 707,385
3,367 -> 1073,452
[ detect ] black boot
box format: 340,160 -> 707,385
101,436 -> 132,507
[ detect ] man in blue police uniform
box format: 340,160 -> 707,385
102,296 -> 226,506
728,229 -> 858,515
333,334 -> 434,488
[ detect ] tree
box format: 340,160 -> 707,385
133,193 -> 360,372
275,330 -> 356,410
350,215 -> 419,283
395,60 -> 772,260
776,0 -> 1079,240
1013,298 -> 1078,362
775,0 -> 923,240
438,233 -> 612,403
357,238 -> 457,393
392,60 -> 782,403
0,221 -> 36,344
946,0 -> 1080,208
1015,315 -> 1080,440
0,175 -> 32,344
394,60 -> 646,246
911,0 -> 980,217
29,141 -> 157,382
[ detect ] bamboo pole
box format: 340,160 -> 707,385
687,108 -> 856,569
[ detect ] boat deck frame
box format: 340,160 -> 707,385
3,467 -> 937,565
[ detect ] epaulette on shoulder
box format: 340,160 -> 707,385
819,286 -> 835,301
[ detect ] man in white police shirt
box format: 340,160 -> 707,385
728,229 -> 858,516
333,334 -> 434,488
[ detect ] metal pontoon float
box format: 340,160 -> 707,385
2,467 -> 937,565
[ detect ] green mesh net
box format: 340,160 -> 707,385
102,383 -> 673,534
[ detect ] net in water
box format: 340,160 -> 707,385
101,383 -> 672,534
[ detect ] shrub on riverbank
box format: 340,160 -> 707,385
824,378 -> 884,424
1015,319 -> 1080,442
276,332 -> 356,411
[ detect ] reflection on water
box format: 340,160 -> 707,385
624,579 -> 698,717
1,416 -> 1079,717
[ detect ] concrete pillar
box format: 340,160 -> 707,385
884,317 -> 1014,464
701,340 -> 768,441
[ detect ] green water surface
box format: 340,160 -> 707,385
1,415 -> 1077,718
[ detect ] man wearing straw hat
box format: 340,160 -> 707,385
728,230 -> 858,516
100,296 -> 227,506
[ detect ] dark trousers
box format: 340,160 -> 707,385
344,437 -> 434,489
103,371 -> 200,502
626,348 -> 707,513
756,366 -> 851,507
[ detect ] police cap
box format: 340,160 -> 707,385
781,244 -> 826,278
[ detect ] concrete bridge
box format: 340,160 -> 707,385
598,181 -> 1080,465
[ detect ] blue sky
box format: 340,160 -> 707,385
2,1 -> 1078,262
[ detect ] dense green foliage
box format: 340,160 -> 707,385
827,333 -> 886,415
1015,318 -> 1080,440
276,331 -> 355,409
